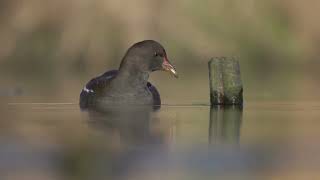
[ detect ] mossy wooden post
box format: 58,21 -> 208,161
208,57 -> 243,105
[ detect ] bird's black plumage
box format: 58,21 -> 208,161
80,70 -> 160,109
79,40 -> 177,110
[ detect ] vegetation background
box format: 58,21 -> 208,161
1,0 -> 319,103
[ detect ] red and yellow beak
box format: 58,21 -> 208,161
162,57 -> 178,78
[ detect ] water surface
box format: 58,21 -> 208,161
2,102 -> 320,180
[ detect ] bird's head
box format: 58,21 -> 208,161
120,40 -> 178,78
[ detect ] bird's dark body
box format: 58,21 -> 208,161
79,70 -> 161,110
79,40 -> 177,111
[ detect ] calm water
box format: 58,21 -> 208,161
2,102 -> 320,180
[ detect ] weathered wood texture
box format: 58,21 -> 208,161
208,57 -> 243,105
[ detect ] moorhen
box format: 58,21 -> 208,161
79,40 -> 178,110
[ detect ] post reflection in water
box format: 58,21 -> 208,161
209,105 -> 243,145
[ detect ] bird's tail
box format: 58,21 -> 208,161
79,90 -> 90,110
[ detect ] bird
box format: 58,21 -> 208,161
79,40 -> 178,110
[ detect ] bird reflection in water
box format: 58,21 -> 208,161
86,105 -> 165,147
83,104 -> 167,178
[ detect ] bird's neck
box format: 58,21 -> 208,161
112,64 -> 150,92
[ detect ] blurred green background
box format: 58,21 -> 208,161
1,0 -> 320,103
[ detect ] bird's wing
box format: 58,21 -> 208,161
80,70 -> 118,109
147,82 -> 161,108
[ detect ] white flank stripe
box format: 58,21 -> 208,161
83,87 -> 94,93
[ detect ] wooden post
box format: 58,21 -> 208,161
208,57 -> 243,105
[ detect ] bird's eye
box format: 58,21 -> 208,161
154,52 -> 163,57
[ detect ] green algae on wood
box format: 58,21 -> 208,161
208,57 -> 243,105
